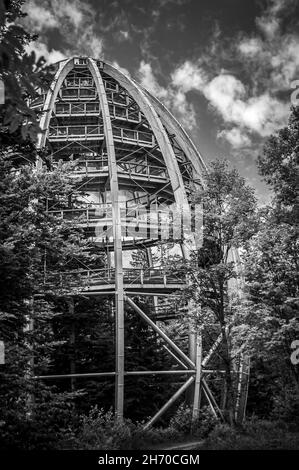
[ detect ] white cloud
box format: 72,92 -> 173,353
23,2 -> 58,31
256,0 -> 290,38
137,57 -> 290,136
164,57 -> 290,142
21,0 -> 297,148
201,73 -> 289,137
218,128 -> 250,149
138,61 -> 168,99
238,38 -> 263,57
119,30 -> 130,40
171,60 -> 206,92
256,16 -> 280,39
23,0 -> 103,61
237,9 -> 299,92
203,74 -> 245,121
78,26 -> 103,59
25,41 -> 67,64
270,37 -> 299,90
236,0 -> 299,92
54,0 -> 84,29
170,89 -> 197,129
138,60 -> 197,130
159,0 -> 297,146
23,0 -> 85,32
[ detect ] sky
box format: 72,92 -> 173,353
21,0 -> 299,203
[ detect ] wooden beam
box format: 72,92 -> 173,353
192,334 -> 202,422
125,296 -> 195,369
143,377 -> 195,430
89,58 -> 125,421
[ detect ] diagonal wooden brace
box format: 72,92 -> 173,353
125,295 -> 195,369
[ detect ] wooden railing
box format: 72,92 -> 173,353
57,159 -> 167,179
112,126 -> 154,145
49,267 -> 185,288
47,203 -> 172,224
48,125 -> 154,146
49,125 -> 104,139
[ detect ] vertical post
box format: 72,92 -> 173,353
68,299 -> 76,392
192,334 -> 202,422
186,327 -> 197,405
181,242 -> 197,405
146,248 -> 158,313
25,297 -> 35,417
234,354 -> 250,424
88,59 -> 125,421
0,340 -> 4,365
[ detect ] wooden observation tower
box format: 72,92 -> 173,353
31,57 -> 249,426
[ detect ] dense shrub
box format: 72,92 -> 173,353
61,406 -> 180,450
270,385 -> 299,431
0,391 -> 80,450
201,418 -> 299,450
59,404 -> 218,450
61,404 -> 219,450
169,404 -> 218,438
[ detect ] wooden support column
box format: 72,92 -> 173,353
181,242 -> 197,405
25,297 -> 35,417
192,334 -> 202,422
146,247 -> 158,314
234,354 -> 250,424
68,299 -> 76,392
88,59 -> 124,420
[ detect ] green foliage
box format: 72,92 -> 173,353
62,406 -> 177,450
171,160 -> 258,423
0,155 -> 101,448
0,0 -> 54,140
0,389 -> 81,450
258,106 -> 299,222
201,418 -> 299,450
270,384 -> 299,430
237,107 -> 299,419
196,160 -> 257,250
60,405 -> 216,450
169,404 -> 217,438
72,407 -> 133,450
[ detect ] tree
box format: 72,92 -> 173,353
0,144 -> 107,448
0,0 -> 54,140
235,107 -> 299,422
172,160 -> 257,424
258,106 -> 298,223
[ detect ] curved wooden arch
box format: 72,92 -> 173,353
37,58 -> 74,149
141,88 -> 207,183
87,59 -> 124,419
37,57 -> 125,418
103,62 -> 190,211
